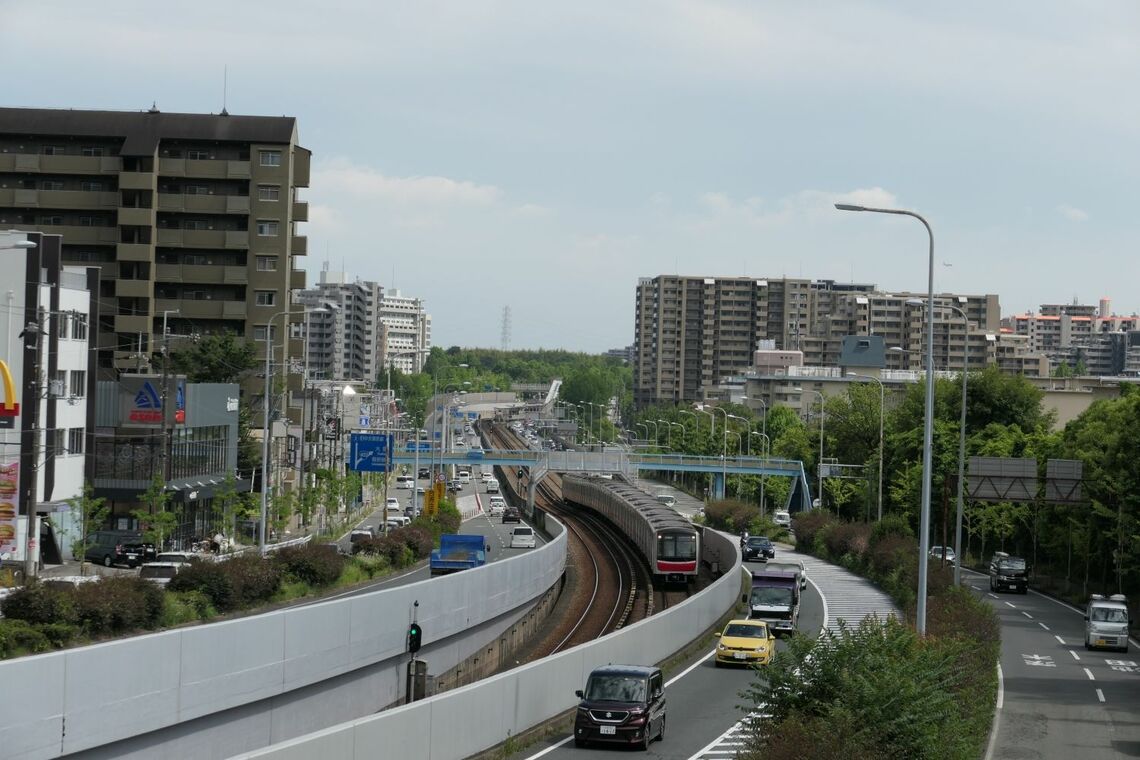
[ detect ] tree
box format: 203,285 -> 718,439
167,331 -> 257,383
132,474 -> 178,550
65,483 -> 109,576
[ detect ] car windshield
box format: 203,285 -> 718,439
140,566 -> 177,579
751,587 -> 793,605
724,623 -> 768,638
1091,607 -> 1128,623
156,554 -> 188,562
585,675 -> 646,703
514,528 -> 532,536
998,558 -> 1026,570
747,537 -> 769,547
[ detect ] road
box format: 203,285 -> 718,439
961,569 -> 1140,760
518,543 -> 898,760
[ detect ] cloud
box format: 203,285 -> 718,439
1056,204 -> 1089,222
312,160 -> 503,207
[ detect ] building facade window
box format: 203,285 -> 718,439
69,370 -> 86,398
184,184 -> 209,195
41,146 -> 65,156
257,185 -> 280,201
81,146 -> 104,157
72,313 -> 88,341
185,219 -> 209,230
53,429 -> 65,454
53,370 -> 67,396
255,291 -> 276,306
68,428 -> 85,455
256,220 -> 279,237
255,255 -> 278,271
80,181 -> 105,192
187,150 -> 210,160
259,150 -> 282,167
254,325 -> 277,341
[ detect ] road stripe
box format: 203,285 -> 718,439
1039,623 -> 1050,631
1096,688 -> 1105,703
1084,667 -> 1095,681
1021,611 -> 1033,619
1055,635 -> 1065,645
984,663 -> 1004,760
1070,650 -> 1081,661
1005,601 -> 1017,609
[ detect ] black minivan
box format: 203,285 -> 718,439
574,664 -> 665,749
83,530 -> 156,568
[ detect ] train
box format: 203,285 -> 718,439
561,474 -> 700,585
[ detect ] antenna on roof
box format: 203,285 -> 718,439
147,102 -> 160,114
220,65 -> 229,116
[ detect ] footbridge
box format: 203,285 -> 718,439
391,448 -> 813,509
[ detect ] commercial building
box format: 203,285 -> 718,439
0,231 -> 98,567
633,274 -> 1011,407
0,106 -> 311,404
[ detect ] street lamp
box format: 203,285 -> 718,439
678,409 -> 697,442
845,373 -> 885,522
260,308 -> 303,556
707,406 -> 729,499
667,421 -> 685,449
906,297 -> 971,586
836,201 -> 936,636
751,431 -> 771,513
742,396 -> 767,445
727,414 -> 749,454
644,419 -> 658,448
796,388 -> 825,512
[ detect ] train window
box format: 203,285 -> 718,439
658,533 -> 697,561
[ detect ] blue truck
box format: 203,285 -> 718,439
743,569 -> 800,636
429,534 -> 489,576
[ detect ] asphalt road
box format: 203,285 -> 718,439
961,569 -> 1140,760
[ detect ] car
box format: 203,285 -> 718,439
929,545 -> 956,563
989,552 -> 1028,594
385,497 -> 400,509
1085,594 -> 1131,653
40,575 -> 101,592
454,439 -> 466,448
418,468 -> 430,479
715,618 -> 777,667
82,530 -> 156,568
773,510 -> 791,528
395,476 -> 414,490
350,528 -> 375,544
485,478 -> 500,494
416,486 -> 426,495
138,562 -> 184,588
404,504 -> 422,518
487,495 -> 507,516
573,665 -> 665,749
153,551 -> 198,565
457,470 -> 471,484
481,471 -> 494,483
655,493 -> 676,507
510,526 -> 536,549
502,507 -> 521,524
742,536 -> 775,561
447,480 -> 462,492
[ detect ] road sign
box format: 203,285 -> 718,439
349,433 -> 393,472
405,441 -> 431,452
467,412 -> 477,420
359,416 -> 370,428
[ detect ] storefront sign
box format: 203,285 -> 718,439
0,460 -> 19,555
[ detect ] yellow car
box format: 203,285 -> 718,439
715,619 -> 776,667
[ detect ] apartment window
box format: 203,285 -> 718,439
257,184 -> 280,201
184,253 -> 208,265
53,370 -> 67,396
254,325 -> 277,341
187,150 -> 209,160
259,150 -> 282,167
71,313 -> 88,341
39,215 -> 63,226
255,290 -> 276,306
184,184 -> 209,195
41,146 -> 65,156
53,429 -> 65,454
68,428 -> 85,455
69,370 -> 87,398
257,220 -> 279,237
80,181 -> 105,192
40,180 -> 64,191
78,216 -> 96,227
255,255 -> 278,271
185,219 -> 210,231
81,146 -> 104,157
57,314 -> 70,340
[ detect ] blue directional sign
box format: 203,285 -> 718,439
404,441 -> 432,452
467,412 -> 478,420
349,433 -> 393,472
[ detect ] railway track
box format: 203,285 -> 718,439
482,422 -> 654,657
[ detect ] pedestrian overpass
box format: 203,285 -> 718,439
390,448 -> 813,510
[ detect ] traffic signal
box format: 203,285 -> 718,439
517,468 -> 524,479
408,622 -> 423,654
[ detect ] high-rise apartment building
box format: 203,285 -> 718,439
0,107 -> 310,396
633,274 -> 1004,407
378,288 -> 431,374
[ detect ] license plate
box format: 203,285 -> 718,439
734,652 -> 748,660
600,726 -> 616,735
1096,639 -> 1106,646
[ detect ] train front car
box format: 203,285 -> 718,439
654,526 -> 699,585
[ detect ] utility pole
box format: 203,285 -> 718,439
158,310 -> 179,485
19,310 -> 43,581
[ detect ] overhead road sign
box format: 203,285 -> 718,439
349,433 -> 393,472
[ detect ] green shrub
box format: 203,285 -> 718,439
0,618 -> 51,658
73,576 -> 164,634
870,513 -> 913,546
791,510 -> 836,550
397,526 -> 435,560
169,560 -> 235,611
162,590 -> 216,626
0,584 -> 77,625
224,554 -> 283,607
823,522 -> 870,560
276,544 -> 345,587
435,500 -> 462,534
38,622 -> 80,648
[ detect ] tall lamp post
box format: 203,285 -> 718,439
845,373 -> 885,522
644,419 -> 658,449
678,409 -> 697,443
710,406 -> 729,498
728,414 -> 749,454
259,308 -> 303,555
796,388 -> 825,511
837,201 -> 936,636
906,297 -> 971,586
751,432 -> 771,513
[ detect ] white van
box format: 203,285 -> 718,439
773,510 -> 792,528
395,475 -> 414,490
655,493 -> 676,507
1085,594 -> 1131,653
458,470 -> 471,484
486,478 -> 500,494
510,526 -> 536,549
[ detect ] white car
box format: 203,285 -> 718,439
773,510 -> 792,528
485,478 -> 500,494
487,495 -> 507,516
510,526 -> 536,549
481,471 -> 494,483
138,562 -> 183,588
385,497 -> 400,509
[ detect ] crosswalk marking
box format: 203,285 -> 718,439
689,548 -> 899,759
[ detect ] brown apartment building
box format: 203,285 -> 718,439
0,107 -> 310,420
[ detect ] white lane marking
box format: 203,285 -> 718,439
1055,635 -> 1065,645
988,593 -> 999,599
1039,623 -> 1050,631
522,736 -> 571,758
1022,611 -> 1033,619
666,648 -> 715,687
984,663 -> 1004,760
1005,602 -> 1017,609
1070,650 -> 1081,661
1084,667 -> 1095,681
1096,688 -> 1105,703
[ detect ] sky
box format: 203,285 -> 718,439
3,1 -> 1139,352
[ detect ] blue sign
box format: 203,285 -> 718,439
404,441 -> 432,452
349,433 -> 393,472
467,412 -> 477,420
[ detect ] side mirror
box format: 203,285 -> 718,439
713,631 -> 721,637
485,544 -> 491,553
574,689 -> 584,699
742,595 -> 748,604
1083,615 -> 1089,622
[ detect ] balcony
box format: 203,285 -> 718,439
156,229 -> 247,249
290,269 -> 306,289
117,243 -> 153,262
0,188 -> 119,210
116,280 -> 152,299
119,172 -> 156,191
293,147 -> 311,187
291,235 -> 307,255
159,158 -> 250,180
0,153 -> 121,175
225,230 -> 248,248
155,193 -> 251,215
28,224 -> 117,246
114,315 -> 150,333
117,206 -> 155,227
291,200 -> 308,221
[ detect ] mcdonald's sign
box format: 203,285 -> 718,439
0,360 -> 19,417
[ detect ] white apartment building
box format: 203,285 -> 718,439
378,288 -> 431,374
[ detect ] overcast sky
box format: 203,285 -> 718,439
4,1 -> 1139,352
